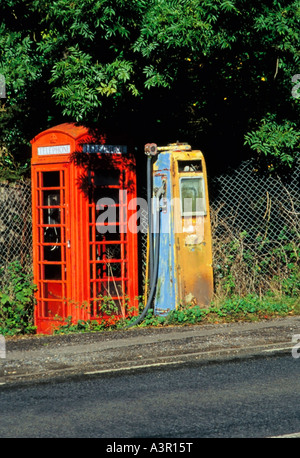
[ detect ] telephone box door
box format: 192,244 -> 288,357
86,162 -> 138,321
32,164 -> 72,333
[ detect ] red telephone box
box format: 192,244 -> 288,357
31,123 -> 138,334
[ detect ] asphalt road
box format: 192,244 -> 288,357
1,353 -> 300,438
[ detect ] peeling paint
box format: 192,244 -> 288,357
184,234 -> 204,245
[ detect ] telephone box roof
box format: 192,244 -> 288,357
30,123 -> 89,143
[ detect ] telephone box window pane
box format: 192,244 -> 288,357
43,283 -> 62,299
44,264 -> 62,280
98,244 -> 121,261
104,280 -> 123,298
180,177 -> 206,216
42,171 -> 60,188
44,245 -> 61,262
43,208 -> 61,224
96,262 -> 122,278
93,280 -> 123,299
44,227 -> 61,244
44,301 -> 64,318
43,190 -> 60,207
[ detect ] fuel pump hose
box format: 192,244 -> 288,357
126,194 -> 161,328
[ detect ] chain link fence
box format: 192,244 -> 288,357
0,160 -> 299,300
0,180 -> 33,289
209,160 -> 300,297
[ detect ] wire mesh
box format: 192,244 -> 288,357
209,160 -> 300,296
0,180 -> 33,290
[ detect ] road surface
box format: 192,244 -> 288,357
1,353 -> 300,438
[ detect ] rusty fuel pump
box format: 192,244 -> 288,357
129,142 -> 213,326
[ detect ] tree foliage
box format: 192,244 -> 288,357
0,0 -> 299,177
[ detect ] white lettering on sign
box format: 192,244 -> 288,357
82,144 -> 127,154
37,145 -> 71,156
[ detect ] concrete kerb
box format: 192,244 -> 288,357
1,316 -> 300,386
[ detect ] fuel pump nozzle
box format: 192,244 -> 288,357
154,178 -> 166,202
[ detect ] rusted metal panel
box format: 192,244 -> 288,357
152,152 -> 177,315
173,149 -> 213,307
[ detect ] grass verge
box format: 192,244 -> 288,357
54,293 -> 300,334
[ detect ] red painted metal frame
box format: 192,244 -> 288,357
31,123 -> 138,334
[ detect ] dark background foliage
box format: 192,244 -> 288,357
0,0 -> 299,180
